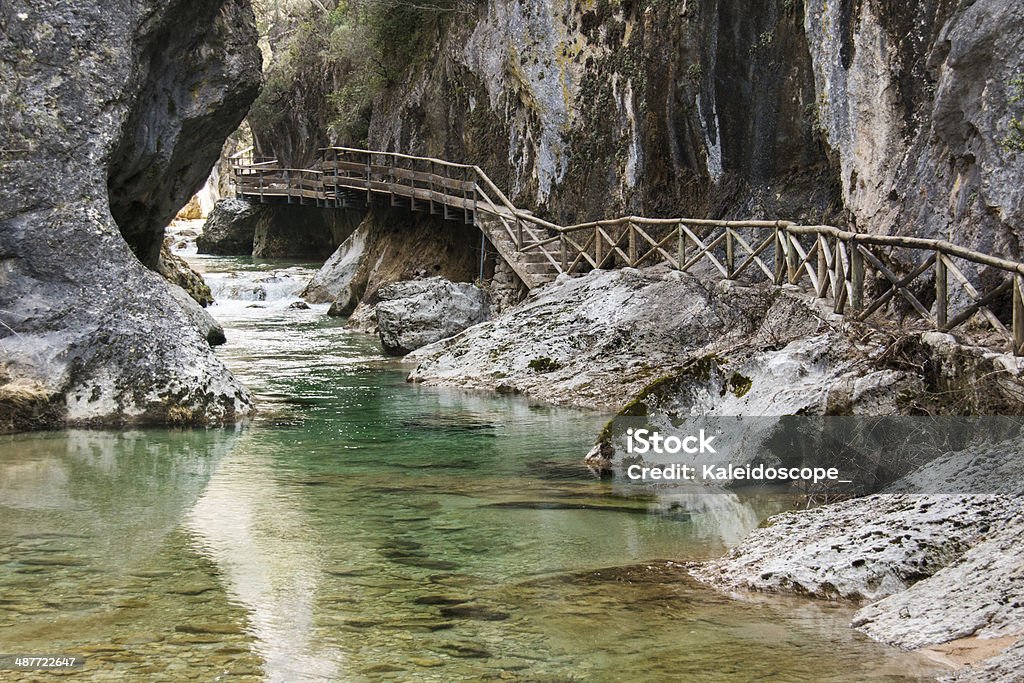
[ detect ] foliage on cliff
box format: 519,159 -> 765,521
248,0 -> 474,162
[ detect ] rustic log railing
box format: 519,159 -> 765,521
231,147 -> 1024,355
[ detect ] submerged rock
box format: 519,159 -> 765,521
376,278 -> 489,356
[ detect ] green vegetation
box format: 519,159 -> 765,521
725,372 -> 753,398
248,0 -> 475,152
527,357 -> 561,373
1000,75 -> 1024,153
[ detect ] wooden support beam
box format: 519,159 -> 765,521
850,242 -> 864,313
935,251 -> 948,329
774,227 -> 785,284
725,229 -> 735,279
1015,275 -> 1024,356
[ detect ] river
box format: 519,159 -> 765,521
0,226 -> 947,681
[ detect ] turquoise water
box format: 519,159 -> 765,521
0,254 -> 947,681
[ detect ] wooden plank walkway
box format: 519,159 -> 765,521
232,146 -> 1024,356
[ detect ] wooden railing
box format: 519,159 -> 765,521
231,147 -> 1024,355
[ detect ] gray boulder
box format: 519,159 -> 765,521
158,241 -> 214,306
166,285 -> 227,347
0,0 -> 258,431
376,278 -> 489,356
302,217 -> 371,306
196,198 -> 261,256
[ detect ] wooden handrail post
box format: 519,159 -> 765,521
333,148 -> 340,208
935,250 -> 948,329
774,226 -> 785,284
628,222 -> 637,266
1013,274 -> 1024,355
725,228 -> 735,279
561,233 -> 568,272
365,151 -> 371,202
786,233 -> 799,284
677,223 -> 686,271
429,160 -> 435,214
516,218 -> 523,251
816,235 -> 828,297
595,226 -> 603,268
850,241 -> 865,313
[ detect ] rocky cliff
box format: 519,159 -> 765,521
250,0 -> 1022,260
0,0 -> 261,431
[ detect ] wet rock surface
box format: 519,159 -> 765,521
157,242 -> 213,307
692,441 -> 1024,673
376,278 -> 489,356
0,0 -> 259,430
196,199 -> 261,256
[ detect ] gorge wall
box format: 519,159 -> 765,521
252,0 -> 1023,260
0,0 -> 261,431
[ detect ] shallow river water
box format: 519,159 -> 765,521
0,247 -> 948,681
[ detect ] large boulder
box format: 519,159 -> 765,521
166,284 -> 227,347
375,278 -> 489,356
0,0 -> 259,431
196,198 -> 261,256
407,268 -> 815,410
302,217 -> 371,307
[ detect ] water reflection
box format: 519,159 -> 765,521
0,254 -> 950,681
186,439 -> 343,682
0,428 -> 235,567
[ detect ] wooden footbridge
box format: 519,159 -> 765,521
232,147 -> 1024,356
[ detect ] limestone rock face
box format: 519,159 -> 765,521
105,1 -> 262,269
302,217 -> 372,307
692,441 -> 1024,667
0,0 -> 260,430
251,204 -> 345,259
245,0 -> 1021,257
300,208 -> 484,320
407,268 -> 837,410
804,0 -> 1024,255
691,493 -> 1014,602
376,278 -> 489,356
196,199 -> 262,256
166,284 -> 227,348
157,241 -> 214,307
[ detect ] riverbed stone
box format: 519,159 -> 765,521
376,278 -> 489,356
